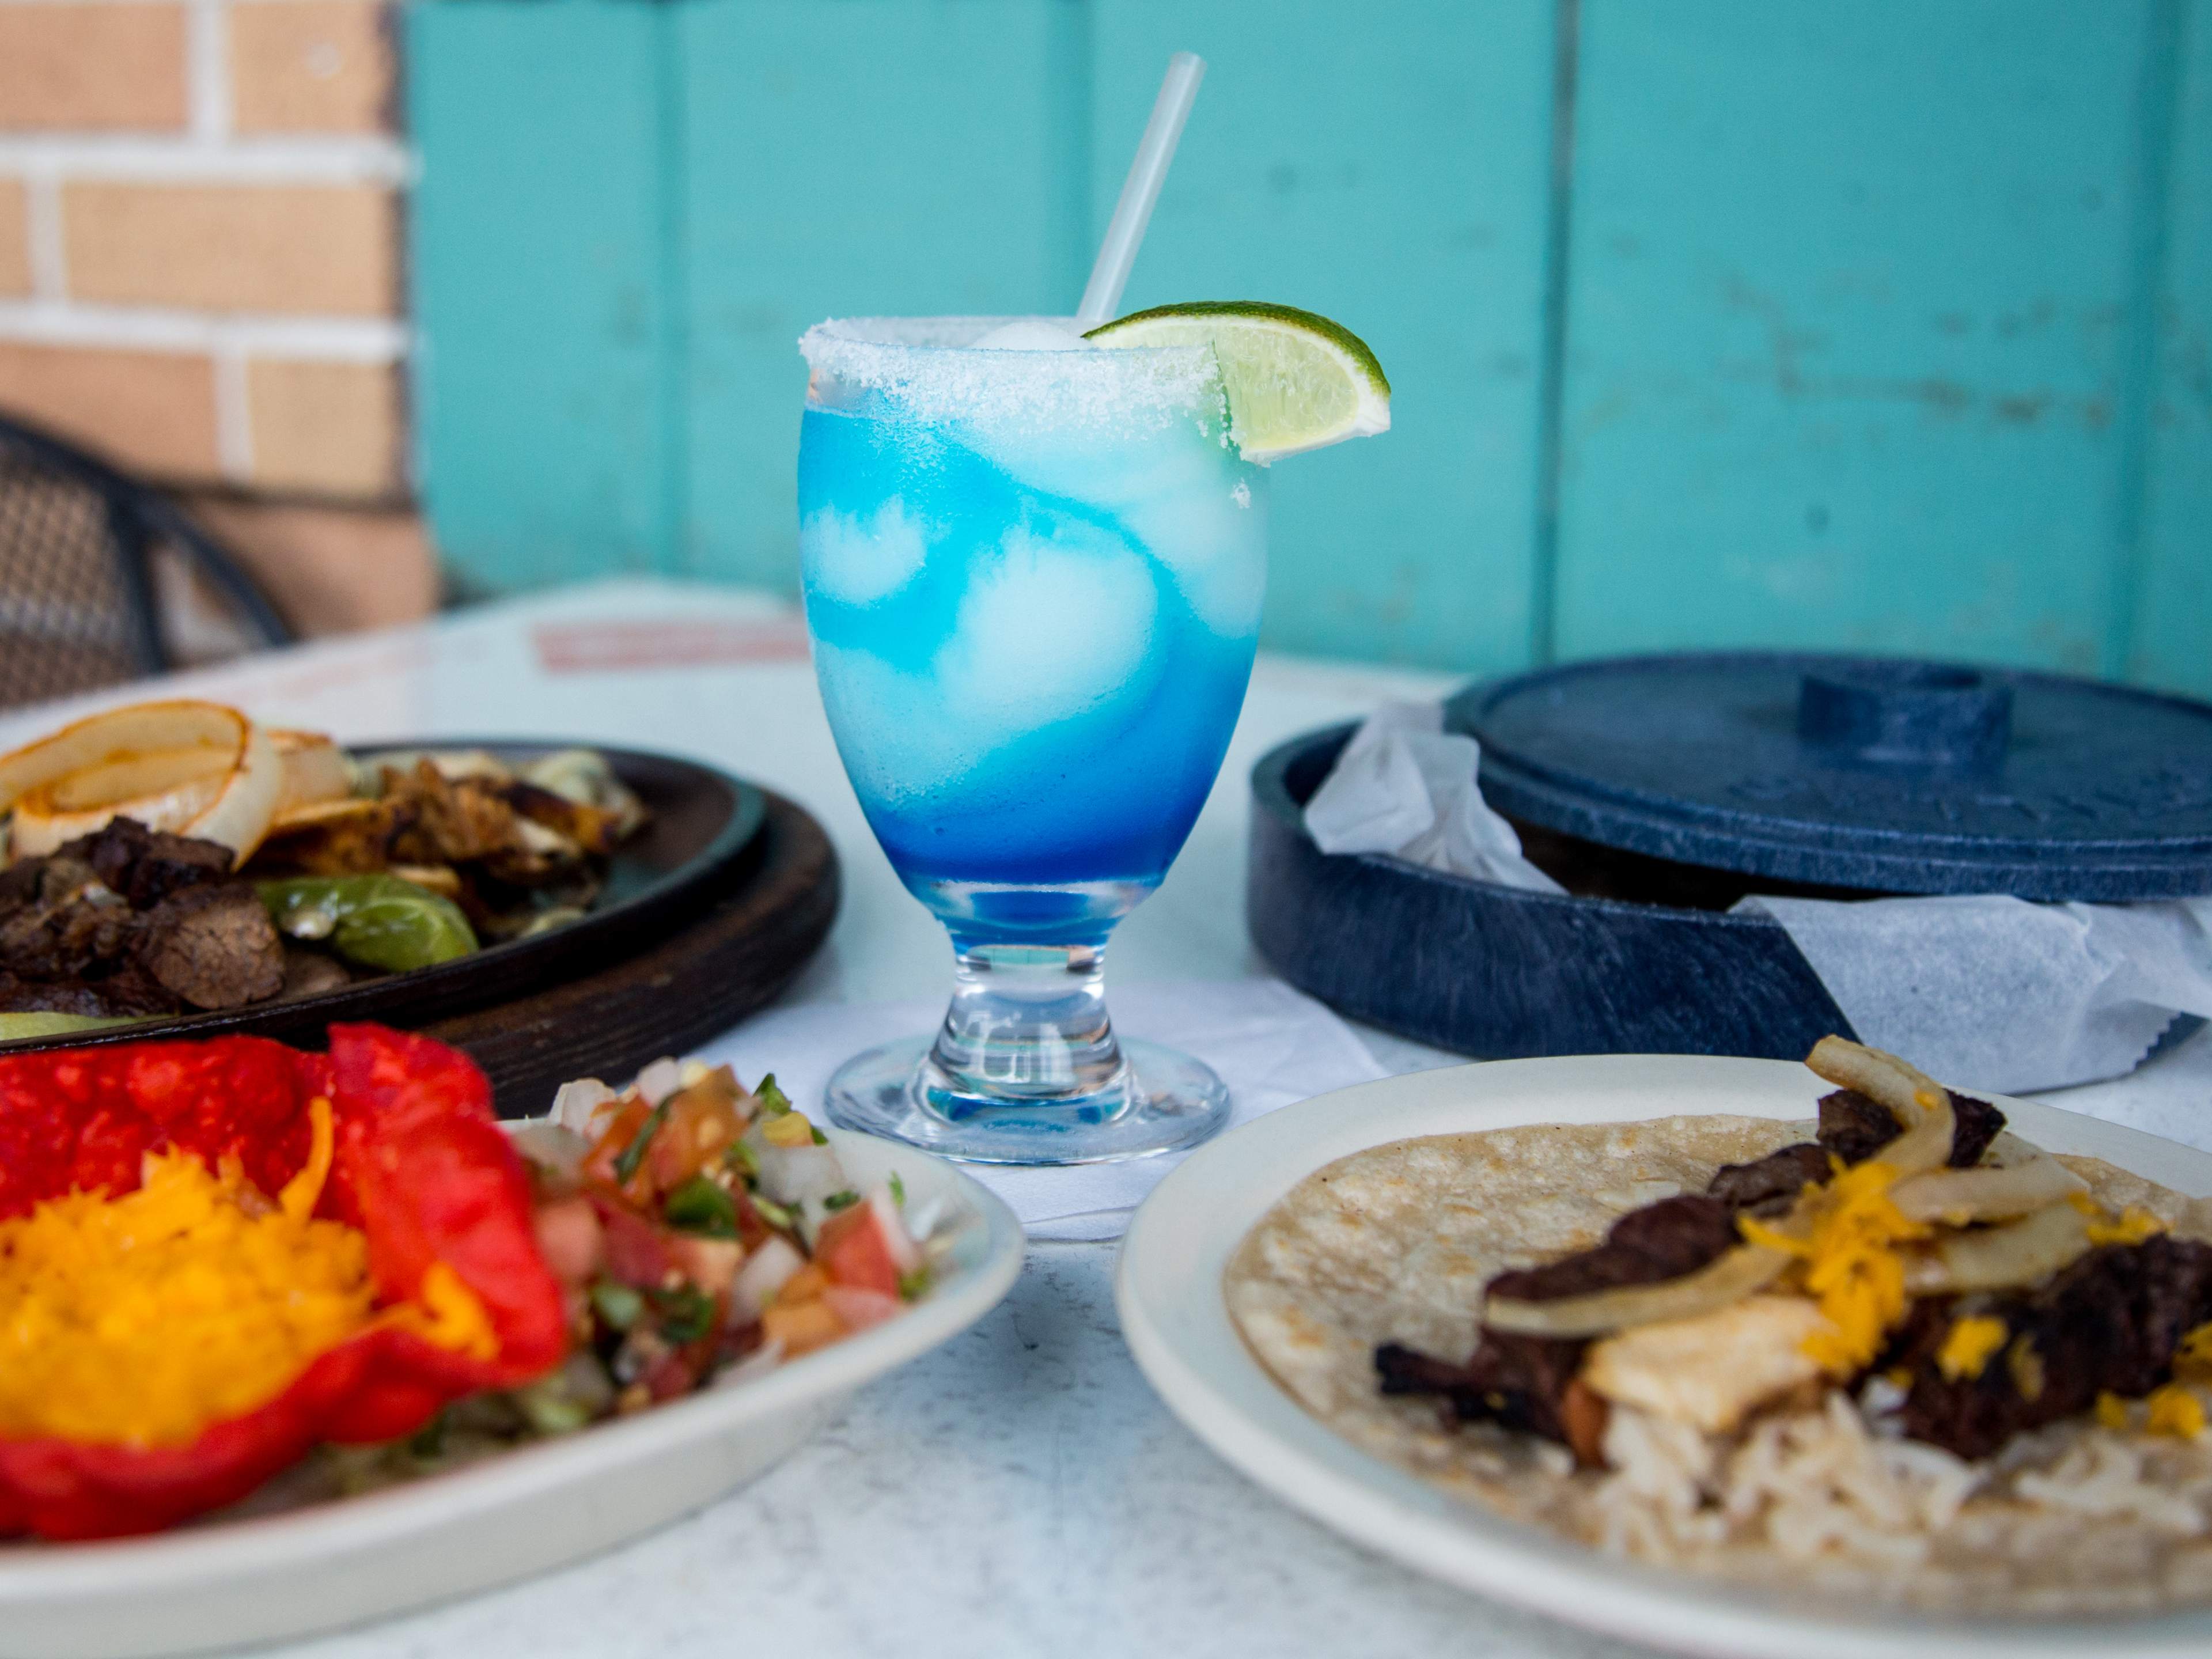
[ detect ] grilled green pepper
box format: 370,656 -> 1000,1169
257,874 -> 478,972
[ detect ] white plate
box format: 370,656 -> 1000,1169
1116,1054 -> 2212,1659
0,1128 -> 1024,1659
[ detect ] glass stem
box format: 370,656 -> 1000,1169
924,941 -> 1129,1107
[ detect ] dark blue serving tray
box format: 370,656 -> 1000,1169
1247,724 -> 1859,1060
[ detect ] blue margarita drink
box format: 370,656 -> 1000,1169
801,317 -> 1265,944
798,316 -> 1267,1161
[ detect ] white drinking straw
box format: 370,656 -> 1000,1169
1075,51 -> 1206,329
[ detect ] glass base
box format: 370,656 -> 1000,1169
821,1035 -> 1231,1165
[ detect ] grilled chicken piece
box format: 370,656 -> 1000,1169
1582,1294 -> 1831,1435
382,762 -> 585,885
253,797 -> 411,875
387,762 -> 520,865
501,779 -> 627,857
519,748 -> 647,839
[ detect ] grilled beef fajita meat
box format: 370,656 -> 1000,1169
76,819 -> 232,907
134,881 -> 284,1008
1486,1196 -> 1742,1301
1377,1090 -> 2018,1455
1705,1143 -> 1834,1217
1818,1086 -> 2005,1169
1878,1238 -> 2212,1461
1375,1331 -> 1601,1453
1700,1087 -> 2008,1221
0,819 -> 282,1016
1377,1196 -> 1744,1457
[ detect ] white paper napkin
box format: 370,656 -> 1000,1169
2029,1018 -> 2212,1152
1302,702 -> 1562,892
1739,893 -> 2212,1094
691,979 -> 1388,1241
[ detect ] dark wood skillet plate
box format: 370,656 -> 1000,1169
0,741 -> 832,1108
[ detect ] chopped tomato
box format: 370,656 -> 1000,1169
640,1343 -> 710,1403
644,1084 -> 744,1193
672,1234 -> 743,1300
594,1201 -> 676,1290
532,1194 -> 603,1287
815,1205 -> 902,1298
581,1078 -> 746,1206
580,1097 -> 656,1203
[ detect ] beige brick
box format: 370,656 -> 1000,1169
0,178 -> 28,297
62,183 -> 397,316
232,1 -> 395,134
0,4 -> 188,131
174,494 -> 435,636
0,342 -> 217,478
244,358 -> 404,497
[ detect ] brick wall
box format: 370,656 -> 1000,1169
0,0 -> 434,638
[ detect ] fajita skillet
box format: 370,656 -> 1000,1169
0,740 -> 796,1107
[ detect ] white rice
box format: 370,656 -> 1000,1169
1581,1386 -> 2212,1612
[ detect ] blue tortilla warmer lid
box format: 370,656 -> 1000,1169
1446,653 -> 2212,902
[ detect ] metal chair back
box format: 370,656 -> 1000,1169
0,413 -> 292,710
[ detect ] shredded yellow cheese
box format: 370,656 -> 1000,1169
2177,1320 -> 2212,1384
2006,1335 -> 2046,1402
1936,1314 -> 2008,1382
381,1260 -> 498,1361
1740,1160 -> 1930,1376
0,1099 -> 491,1447
2145,1384 -> 2207,1441
279,1097 -> 337,1221
2067,1191 -> 2166,1248
2092,1385 -> 2206,1439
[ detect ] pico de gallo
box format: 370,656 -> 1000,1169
514,1055 -> 936,1419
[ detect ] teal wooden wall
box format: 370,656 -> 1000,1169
408,0 -> 2211,695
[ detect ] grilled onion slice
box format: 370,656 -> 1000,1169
270,729 -> 353,817
0,700 -> 282,867
1892,1149 -> 2086,1225
10,749 -> 229,853
1808,1035 -> 1958,1175
1906,1202 -> 2093,1295
1808,1035 -> 1947,1127
1482,1244 -> 1792,1339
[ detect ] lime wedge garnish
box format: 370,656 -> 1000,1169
1084,301 -> 1390,463
0,1011 -> 137,1043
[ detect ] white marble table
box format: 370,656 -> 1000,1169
5,578 -> 2200,1659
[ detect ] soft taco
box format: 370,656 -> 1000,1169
1226,1038 -> 2212,1615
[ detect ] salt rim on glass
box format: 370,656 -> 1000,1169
799,316 -> 1228,437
